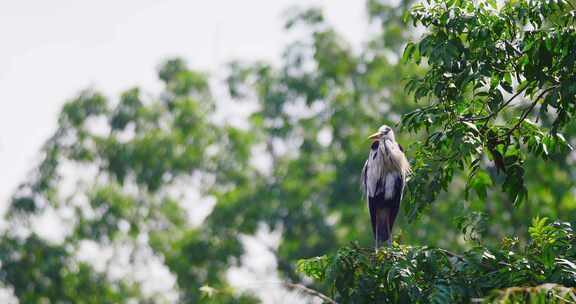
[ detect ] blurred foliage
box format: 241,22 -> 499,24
0,234 -> 140,303
1,58 -> 259,303
1,0 -> 575,303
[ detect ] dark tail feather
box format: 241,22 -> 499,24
375,208 -> 398,247
369,201 -> 377,238
375,208 -> 391,248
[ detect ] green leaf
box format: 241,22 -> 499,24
487,0 -> 497,9
413,44 -> 421,64
403,42 -> 415,63
462,121 -> 479,133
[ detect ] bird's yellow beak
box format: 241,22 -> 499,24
367,132 -> 380,140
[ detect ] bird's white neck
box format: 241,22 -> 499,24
380,138 -> 394,152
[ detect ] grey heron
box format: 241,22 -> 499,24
361,125 -> 410,247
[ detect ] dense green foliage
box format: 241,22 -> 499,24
298,217 -> 576,303
298,0 -> 576,303
1,0 -> 575,303
403,0 -> 575,216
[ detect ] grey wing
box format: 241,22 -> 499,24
362,145 -> 381,198
386,174 -> 405,233
361,160 -> 368,196
392,174 -> 405,206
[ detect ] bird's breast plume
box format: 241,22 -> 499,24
381,139 -> 410,177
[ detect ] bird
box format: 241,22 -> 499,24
361,125 -> 410,247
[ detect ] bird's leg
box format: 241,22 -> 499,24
386,214 -> 392,247
374,217 -> 379,250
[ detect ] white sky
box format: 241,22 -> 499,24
0,0 -> 367,205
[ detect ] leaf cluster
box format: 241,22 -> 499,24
401,0 -> 575,218
298,218 -> 576,303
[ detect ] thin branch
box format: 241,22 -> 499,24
437,248 -> 465,261
505,102 -> 538,136
505,86 -> 556,137
461,85 -> 527,123
283,282 -> 338,304
500,86 -> 528,110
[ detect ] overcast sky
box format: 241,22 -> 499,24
0,0 -> 367,206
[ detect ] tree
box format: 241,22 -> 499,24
298,217 -> 576,303
2,0 -> 575,303
218,0 -> 439,283
3,59 -> 259,303
402,0 -> 575,219
298,0 -> 576,302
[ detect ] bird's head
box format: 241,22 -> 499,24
368,125 -> 395,142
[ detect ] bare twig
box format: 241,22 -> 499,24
283,282 -> 338,304
248,238 -> 337,303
